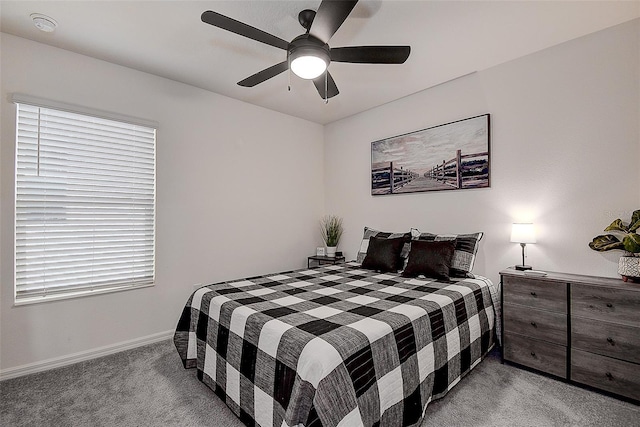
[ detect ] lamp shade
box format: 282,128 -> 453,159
510,223 -> 536,244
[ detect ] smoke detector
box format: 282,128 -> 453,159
31,14 -> 58,33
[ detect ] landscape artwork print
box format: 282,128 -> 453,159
371,114 -> 490,195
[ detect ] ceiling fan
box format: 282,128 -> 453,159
201,0 -> 410,100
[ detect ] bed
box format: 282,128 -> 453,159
174,259 -> 498,427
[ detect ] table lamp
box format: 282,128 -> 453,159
510,223 -> 536,271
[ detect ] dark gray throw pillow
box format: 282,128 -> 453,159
356,227 -> 412,264
412,231 -> 483,278
361,236 -> 407,272
402,240 -> 456,280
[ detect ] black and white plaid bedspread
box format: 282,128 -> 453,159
174,262 -> 497,427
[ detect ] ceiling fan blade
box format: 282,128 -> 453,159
201,10 -> 289,51
313,71 -> 339,99
331,46 -> 411,64
238,61 -> 289,87
309,0 -> 358,44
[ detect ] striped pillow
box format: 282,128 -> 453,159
356,227 -> 411,264
412,231 -> 483,277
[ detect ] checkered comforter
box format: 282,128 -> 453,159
174,262 -> 497,427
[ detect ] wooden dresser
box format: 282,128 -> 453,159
500,269 -> 640,402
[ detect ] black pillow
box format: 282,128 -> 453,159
361,236 -> 407,272
402,240 -> 456,280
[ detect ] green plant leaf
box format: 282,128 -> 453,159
320,215 -> 343,247
628,210 -> 640,232
604,219 -> 627,233
622,233 -> 640,253
589,234 -> 624,251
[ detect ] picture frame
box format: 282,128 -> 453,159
316,247 -> 326,256
371,114 -> 490,195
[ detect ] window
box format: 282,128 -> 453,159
13,95 -> 156,304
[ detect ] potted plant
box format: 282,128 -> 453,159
320,215 -> 343,258
589,209 -> 640,281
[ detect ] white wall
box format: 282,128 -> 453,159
324,20 -> 640,286
0,34 -> 324,372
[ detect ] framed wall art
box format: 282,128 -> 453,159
371,114 -> 490,195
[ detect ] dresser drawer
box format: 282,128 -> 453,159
571,348 -> 640,401
571,317 -> 640,364
504,332 -> 566,378
571,284 -> 640,326
504,303 -> 567,345
503,276 -> 566,312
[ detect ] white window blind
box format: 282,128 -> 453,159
14,101 -> 156,303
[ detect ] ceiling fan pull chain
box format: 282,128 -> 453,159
325,71 -> 328,104
288,56 -> 291,91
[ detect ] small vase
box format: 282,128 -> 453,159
326,246 -> 337,258
618,256 -> 640,282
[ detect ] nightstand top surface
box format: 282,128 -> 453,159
308,255 -> 345,261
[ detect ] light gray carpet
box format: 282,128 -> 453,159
1,339 -> 637,426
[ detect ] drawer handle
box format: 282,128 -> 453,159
606,337 -> 615,345
605,372 -> 614,381
530,321 -> 537,328
606,303 -> 613,308
530,351 -> 536,358
530,291 -> 537,297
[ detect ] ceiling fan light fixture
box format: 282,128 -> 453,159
291,55 -> 327,80
288,37 -> 330,80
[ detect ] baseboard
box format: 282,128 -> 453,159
0,330 -> 174,381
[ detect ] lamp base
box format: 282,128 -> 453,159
516,265 -> 532,271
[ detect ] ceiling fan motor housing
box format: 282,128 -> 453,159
288,34 -> 331,68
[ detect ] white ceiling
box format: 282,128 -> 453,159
1,1 -> 638,125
